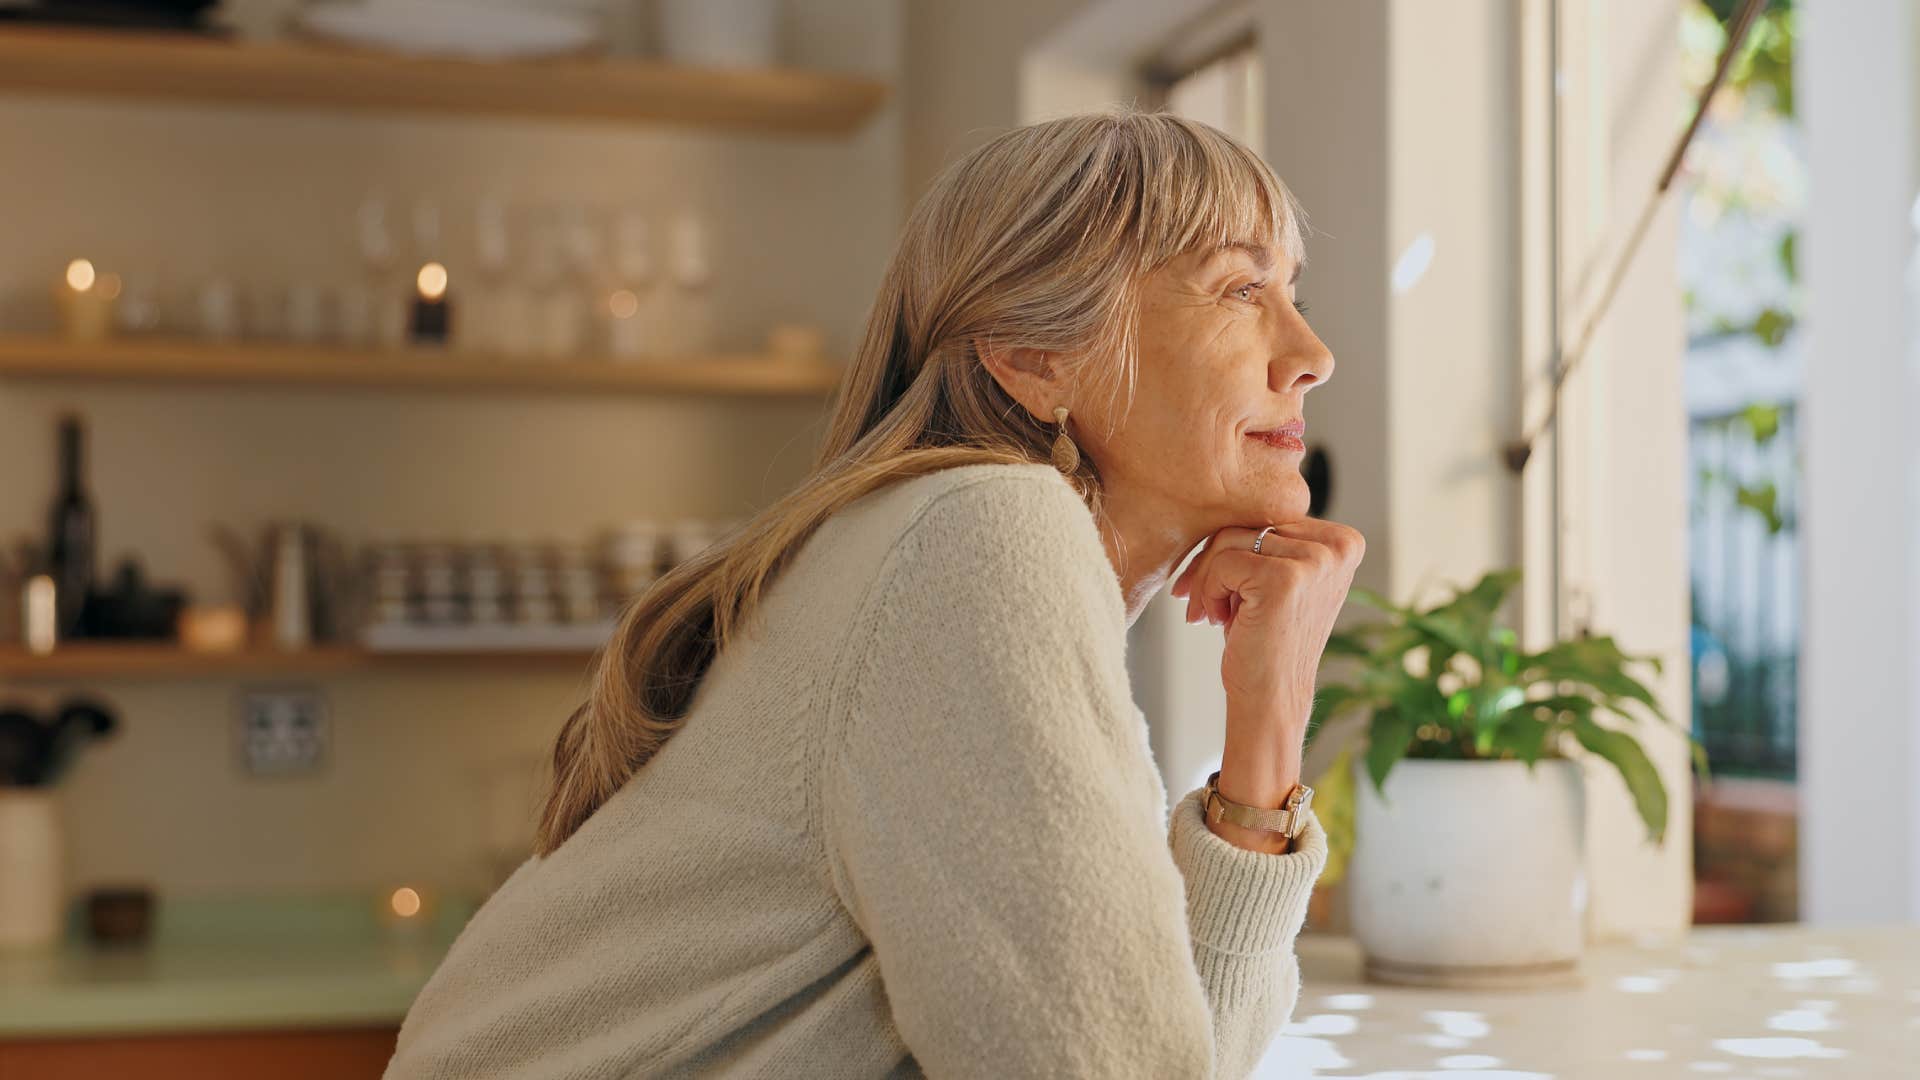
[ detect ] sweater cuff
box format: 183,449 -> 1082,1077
1168,785 -> 1328,955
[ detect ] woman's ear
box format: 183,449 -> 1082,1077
975,338 -> 1061,423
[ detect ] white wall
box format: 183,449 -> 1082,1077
0,0 -> 903,897
904,0 -> 1087,197
1798,0 -> 1920,924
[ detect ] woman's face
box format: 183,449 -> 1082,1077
1074,240 -> 1335,541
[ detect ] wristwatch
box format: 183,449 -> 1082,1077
1203,771 -> 1314,840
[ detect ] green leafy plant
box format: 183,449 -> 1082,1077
1308,569 -> 1706,844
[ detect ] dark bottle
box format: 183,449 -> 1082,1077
47,414 -> 96,639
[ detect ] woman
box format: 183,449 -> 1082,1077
387,108 -> 1362,1079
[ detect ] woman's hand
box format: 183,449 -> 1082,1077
1170,519 -> 1365,852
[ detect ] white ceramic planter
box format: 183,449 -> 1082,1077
0,789 -> 64,949
1349,757 -> 1586,988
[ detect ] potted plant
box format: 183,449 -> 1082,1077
1308,569 -> 1701,987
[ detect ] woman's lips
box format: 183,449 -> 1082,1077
1248,420 -> 1306,453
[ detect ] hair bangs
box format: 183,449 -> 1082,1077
1132,114 -> 1307,275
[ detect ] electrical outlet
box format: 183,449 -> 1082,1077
236,687 -> 329,776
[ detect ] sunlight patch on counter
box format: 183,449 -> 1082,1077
1421,1010 -> 1491,1040
1712,1037 -> 1846,1060
1284,1013 -> 1359,1038
1765,1006 -> 1834,1032
1769,958 -> 1857,979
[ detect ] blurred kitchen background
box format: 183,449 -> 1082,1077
0,0 -> 1914,1075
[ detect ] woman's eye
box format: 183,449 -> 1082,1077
1231,281 -> 1266,303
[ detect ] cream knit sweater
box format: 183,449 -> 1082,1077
386,463 -> 1327,1079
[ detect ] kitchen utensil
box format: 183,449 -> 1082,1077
0,706 -> 47,788
34,699 -> 116,787
81,556 -> 185,639
210,522 -> 270,613
268,522 -> 311,649
0,699 -> 118,788
210,522 -> 353,643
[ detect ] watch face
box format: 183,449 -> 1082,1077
1290,785 -> 1315,837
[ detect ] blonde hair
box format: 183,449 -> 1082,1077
535,107 -> 1306,854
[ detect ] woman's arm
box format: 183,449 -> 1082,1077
816,471 -> 1325,1078
1173,518 -> 1365,861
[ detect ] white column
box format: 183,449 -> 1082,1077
1563,0 -> 1695,941
1259,0 -> 1694,938
1798,0 -> 1920,924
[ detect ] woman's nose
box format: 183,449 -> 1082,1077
1272,328 -> 1335,394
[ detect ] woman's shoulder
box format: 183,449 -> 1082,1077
826,460 -> 1122,621
880,460 -> 1080,521
836,462 -> 1095,562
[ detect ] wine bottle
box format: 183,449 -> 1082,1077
47,414 -> 95,639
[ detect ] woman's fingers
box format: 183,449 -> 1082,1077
1173,525 -> 1259,602
1271,519 -> 1367,566
1173,515 -> 1368,743
1175,523 -> 1341,624
1190,543 -> 1319,625
1186,537 -> 1311,624
1177,529 -> 1254,623
1172,528 -> 1235,597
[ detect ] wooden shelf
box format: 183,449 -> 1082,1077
0,27 -> 889,135
0,643 -> 596,681
0,336 -> 845,398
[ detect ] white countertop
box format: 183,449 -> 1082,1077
1262,925 -> 1917,1078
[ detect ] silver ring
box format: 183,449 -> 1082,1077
1252,525 -> 1277,555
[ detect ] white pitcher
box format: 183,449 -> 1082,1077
0,789 -> 64,949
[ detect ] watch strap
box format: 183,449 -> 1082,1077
1203,771 -> 1312,838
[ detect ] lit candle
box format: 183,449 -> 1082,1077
608,288 -> 644,358
23,574 -> 57,655
377,883 -> 437,942
409,261 -> 453,345
55,259 -> 117,342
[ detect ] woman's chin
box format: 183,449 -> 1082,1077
1242,480 -> 1312,525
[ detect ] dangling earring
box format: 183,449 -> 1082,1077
1050,405 -> 1080,473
